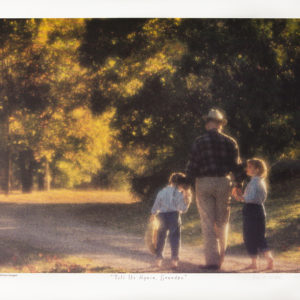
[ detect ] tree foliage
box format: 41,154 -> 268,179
0,19 -> 113,192
0,19 -> 48,193
0,18 -> 298,197
80,18 -> 300,198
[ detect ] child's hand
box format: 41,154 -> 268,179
234,196 -> 242,202
150,215 -> 155,222
232,187 -> 242,197
232,188 -> 243,202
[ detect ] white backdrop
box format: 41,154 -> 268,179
1,2 -> 300,299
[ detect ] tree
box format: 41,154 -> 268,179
49,107 -> 114,188
5,19 -> 113,192
1,19 -> 107,193
25,19 -> 90,190
79,19 -> 299,199
0,19 -> 50,194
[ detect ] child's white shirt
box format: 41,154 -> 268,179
151,186 -> 191,214
243,176 -> 267,205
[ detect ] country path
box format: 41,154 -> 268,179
0,202 -> 299,273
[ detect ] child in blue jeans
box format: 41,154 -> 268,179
150,172 -> 191,268
233,158 -> 274,270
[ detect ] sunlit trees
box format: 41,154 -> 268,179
0,19 -> 49,193
80,18 -> 299,199
0,19 -> 113,193
0,18 -> 298,196
23,19 -> 91,190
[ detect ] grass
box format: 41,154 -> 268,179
180,179 -> 300,262
0,189 -> 137,204
0,179 -> 299,272
263,179 -> 300,262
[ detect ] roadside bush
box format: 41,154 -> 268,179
269,159 -> 300,183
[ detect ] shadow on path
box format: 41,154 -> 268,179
0,202 -> 152,270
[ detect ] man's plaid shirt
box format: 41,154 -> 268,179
186,129 -> 245,186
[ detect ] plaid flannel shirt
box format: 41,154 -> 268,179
186,129 -> 245,187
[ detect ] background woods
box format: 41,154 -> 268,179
0,18 -> 299,198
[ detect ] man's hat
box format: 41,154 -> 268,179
203,108 -> 227,125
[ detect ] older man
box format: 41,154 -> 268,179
186,108 -> 245,270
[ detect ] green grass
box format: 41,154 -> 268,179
181,179 -> 300,261
0,189 -> 137,204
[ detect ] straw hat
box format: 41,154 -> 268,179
203,108 -> 227,125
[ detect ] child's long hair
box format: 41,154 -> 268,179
247,158 -> 268,178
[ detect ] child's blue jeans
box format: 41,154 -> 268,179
155,211 -> 181,260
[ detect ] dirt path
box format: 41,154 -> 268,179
0,203 -> 299,273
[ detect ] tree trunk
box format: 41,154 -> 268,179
36,158 -> 51,191
37,172 -> 45,190
45,159 -> 51,191
19,149 -> 34,193
2,115 -> 12,195
3,148 -> 12,195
